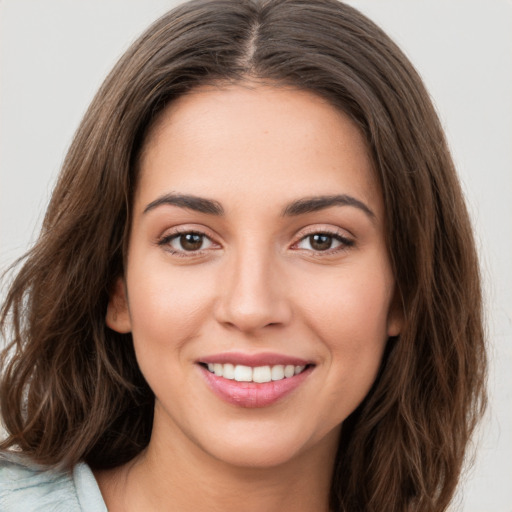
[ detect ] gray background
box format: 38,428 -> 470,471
1,1 -> 511,510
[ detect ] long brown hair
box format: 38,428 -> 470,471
0,1 -> 486,510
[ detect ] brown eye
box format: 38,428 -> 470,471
309,234 -> 334,251
180,233 -> 203,251
295,231 -> 352,253
166,232 -> 213,252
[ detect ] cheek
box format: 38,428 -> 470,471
301,261 -> 393,339
298,257 -> 393,385
126,263 -> 216,352
314,290 -> 390,375
125,264 -> 219,409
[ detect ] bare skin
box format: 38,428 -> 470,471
97,83 -> 401,511
95,410 -> 336,512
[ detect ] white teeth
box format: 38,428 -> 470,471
205,362 -> 307,382
284,365 -> 295,378
253,366 -> 272,383
223,363 -> 235,380
234,365 -> 253,382
271,365 -> 285,381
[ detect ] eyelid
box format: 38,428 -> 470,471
290,225 -> 355,252
170,232 -> 214,251
156,224 -> 354,257
157,225 -> 222,256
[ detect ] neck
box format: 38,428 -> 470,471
96,415 -> 338,512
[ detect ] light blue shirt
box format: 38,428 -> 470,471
0,452 -> 107,511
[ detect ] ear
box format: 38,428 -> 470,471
386,289 -> 404,337
106,277 -> 132,333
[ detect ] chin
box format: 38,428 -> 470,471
197,421 -> 340,470
210,439 -> 308,469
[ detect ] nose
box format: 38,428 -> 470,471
214,244 -> 292,333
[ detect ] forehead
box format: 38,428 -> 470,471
136,83 -> 381,217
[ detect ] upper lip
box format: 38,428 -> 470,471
198,352 -> 313,367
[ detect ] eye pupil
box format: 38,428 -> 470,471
181,233 -> 203,251
310,234 -> 332,251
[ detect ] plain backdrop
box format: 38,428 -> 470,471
1,1 -> 511,511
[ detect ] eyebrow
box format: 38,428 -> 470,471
282,194 -> 375,219
143,192 -> 374,219
143,193 -> 224,215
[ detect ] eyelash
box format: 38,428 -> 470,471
157,228 -> 354,257
292,229 -> 354,255
157,229 -> 216,257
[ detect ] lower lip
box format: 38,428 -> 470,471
199,365 -> 313,408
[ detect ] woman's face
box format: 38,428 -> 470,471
108,84 -> 402,469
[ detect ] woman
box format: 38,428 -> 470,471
0,1 -> 486,511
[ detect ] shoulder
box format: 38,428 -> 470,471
0,451 -> 104,512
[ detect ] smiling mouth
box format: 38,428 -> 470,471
197,357 -> 315,407
200,362 -> 311,383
